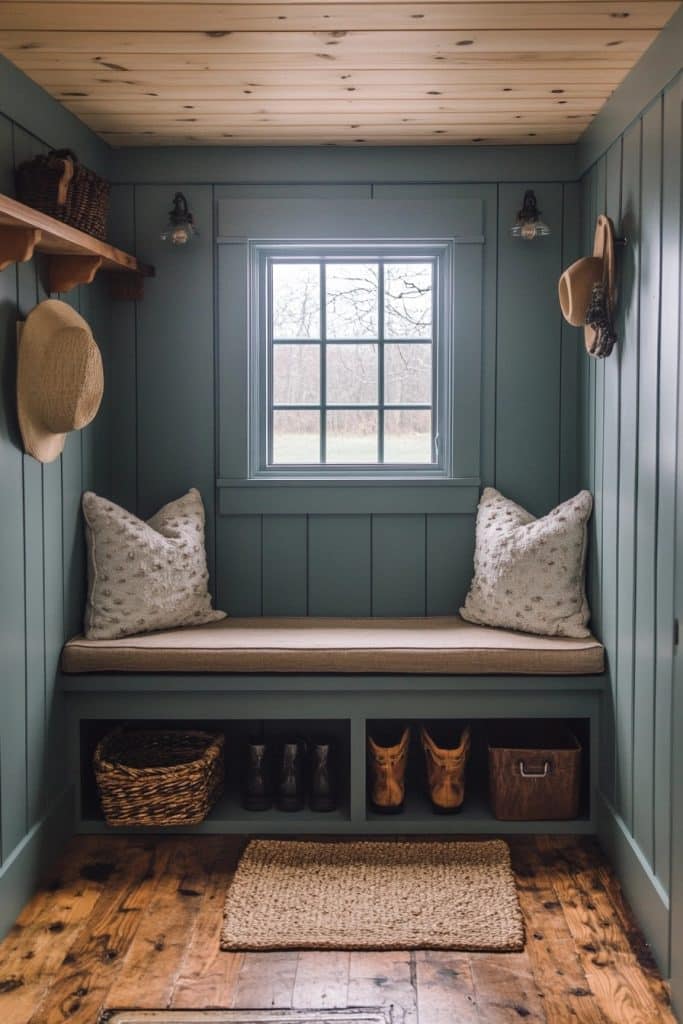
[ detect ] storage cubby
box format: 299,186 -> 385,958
79,718 -> 352,833
75,710 -> 593,836
364,718 -> 591,833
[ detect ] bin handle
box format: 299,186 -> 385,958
519,759 -> 551,778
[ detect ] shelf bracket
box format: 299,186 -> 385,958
47,254 -> 103,294
0,226 -> 41,271
109,270 -> 147,301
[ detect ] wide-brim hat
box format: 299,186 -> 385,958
558,214 -> 616,352
17,299 -> 104,463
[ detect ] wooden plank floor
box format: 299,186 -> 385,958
0,835 -> 676,1024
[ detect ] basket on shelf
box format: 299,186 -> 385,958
16,148 -> 110,240
94,728 -> 225,827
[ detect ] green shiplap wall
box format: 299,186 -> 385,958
579,71 -> 682,967
107,174 -> 580,617
0,113 -> 112,885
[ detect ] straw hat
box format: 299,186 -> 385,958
558,214 -> 616,352
17,299 -> 104,463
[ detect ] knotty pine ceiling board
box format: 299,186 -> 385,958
0,1 -> 679,146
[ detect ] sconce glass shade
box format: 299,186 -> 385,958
161,192 -> 198,245
511,189 -> 551,240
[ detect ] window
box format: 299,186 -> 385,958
259,247 -> 445,473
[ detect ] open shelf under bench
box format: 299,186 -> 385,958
64,670 -> 606,837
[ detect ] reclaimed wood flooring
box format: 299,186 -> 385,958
0,835 -> 676,1024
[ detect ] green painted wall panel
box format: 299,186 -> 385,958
559,181 -> 581,502
371,515 -> 426,617
579,74 -> 682,959
107,186 -> 137,512
614,121 -> 642,833
495,182 -> 563,517
0,97 -> 112,872
262,515 -> 308,616
599,137 -> 623,807
632,101 -> 663,865
425,514 -> 476,616
654,77 -> 681,891
134,185 -> 216,576
308,516 -> 371,616
0,122 -> 27,860
215,515 -> 262,617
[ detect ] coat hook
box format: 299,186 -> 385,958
615,236 -> 628,247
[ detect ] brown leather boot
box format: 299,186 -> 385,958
421,724 -> 471,814
367,726 -> 410,813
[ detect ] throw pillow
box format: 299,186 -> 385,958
460,487 -> 593,638
82,488 -> 225,640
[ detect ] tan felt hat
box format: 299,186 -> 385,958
17,299 -> 104,464
558,214 -> 616,351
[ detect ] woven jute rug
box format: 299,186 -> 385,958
101,1013 -> 389,1023
220,839 -> 524,952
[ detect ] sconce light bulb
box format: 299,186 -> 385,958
171,225 -> 190,245
520,221 -> 537,241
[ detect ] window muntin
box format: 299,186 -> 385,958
266,252 -> 439,469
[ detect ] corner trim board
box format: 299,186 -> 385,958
597,791 -> 671,976
0,786 -> 74,942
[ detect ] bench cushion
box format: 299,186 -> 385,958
61,615 -> 604,676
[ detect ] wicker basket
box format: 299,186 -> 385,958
94,728 -> 225,827
16,148 -> 110,240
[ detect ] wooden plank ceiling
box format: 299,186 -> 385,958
0,1 -> 680,147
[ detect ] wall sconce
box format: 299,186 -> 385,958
160,192 -> 198,246
511,190 -> 551,241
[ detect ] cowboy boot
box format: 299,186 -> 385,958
367,726 -> 410,813
421,724 -> 471,814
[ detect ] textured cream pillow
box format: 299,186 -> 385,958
82,488 -> 225,640
460,487 -> 593,638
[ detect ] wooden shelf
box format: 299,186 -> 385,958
0,192 -> 154,299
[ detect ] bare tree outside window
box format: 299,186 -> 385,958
269,256 -> 436,466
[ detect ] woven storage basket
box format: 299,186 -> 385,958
94,728 -> 225,827
16,148 -> 110,240
488,724 -> 581,821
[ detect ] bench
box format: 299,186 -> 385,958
60,615 -> 605,836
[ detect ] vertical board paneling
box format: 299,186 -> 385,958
262,515 -> 308,616
496,183 -> 563,515
60,291 -> 85,642
580,74 -> 683,956
584,165 -> 598,624
559,181 -> 580,502
653,77 -> 682,889
215,515 -> 262,616
135,185 -> 215,575
308,516 -> 371,616
591,158 -> 607,640
600,136 -> 623,805
0,113 -> 27,860
426,514 -> 476,615
632,100 -> 663,863
614,120 -> 642,831
371,515 -> 426,617
107,185 -> 138,511
42,458 -> 63,803
13,126 -> 47,829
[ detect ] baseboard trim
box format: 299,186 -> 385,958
0,786 -> 74,941
597,791 -> 671,975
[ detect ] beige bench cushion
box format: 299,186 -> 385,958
61,615 -> 604,676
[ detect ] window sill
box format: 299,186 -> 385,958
217,477 -> 480,515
